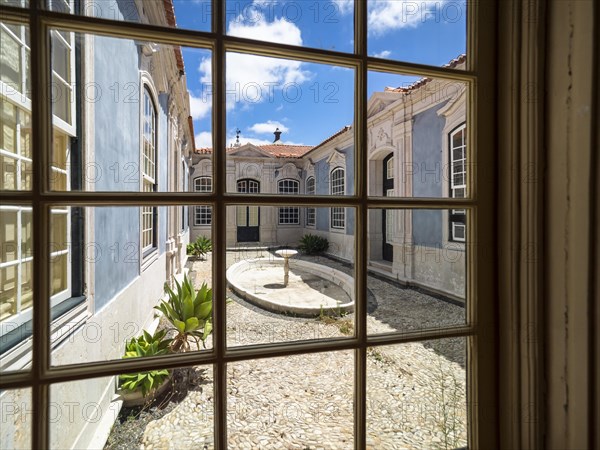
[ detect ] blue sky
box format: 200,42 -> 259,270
173,1 -> 466,148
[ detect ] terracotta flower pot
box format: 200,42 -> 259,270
117,373 -> 173,407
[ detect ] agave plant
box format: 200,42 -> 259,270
187,236 -> 212,259
119,329 -> 171,397
155,274 -> 213,352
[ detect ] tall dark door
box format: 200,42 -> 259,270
382,153 -> 394,262
236,179 -> 260,242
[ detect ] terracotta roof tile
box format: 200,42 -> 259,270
305,125 -> 351,155
163,0 -> 185,72
194,144 -> 313,158
194,126 -> 354,157
384,54 -> 466,94
258,144 -> 313,158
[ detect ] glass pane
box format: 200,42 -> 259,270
0,388 -> 32,449
59,0 -> 212,32
50,30 -> 210,192
1,98 -> 17,154
367,70 -> 469,199
0,205 -> 33,372
226,206 -> 356,347
367,208 -> 467,335
224,53 -> 355,196
368,0 -> 467,68
226,0 -> 354,53
50,205 -> 213,367
367,338 -> 467,448
1,0 -> 29,7
228,351 -> 353,447
0,154 -> 17,190
1,98 -> 33,192
52,366 -> 214,449
50,253 -> 67,296
0,27 -> 22,90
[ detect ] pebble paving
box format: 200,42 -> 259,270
141,252 -> 467,450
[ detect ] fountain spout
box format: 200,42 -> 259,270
275,249 -> 298,287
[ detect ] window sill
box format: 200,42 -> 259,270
141,248 -> 159,272
0,297 -> 88,372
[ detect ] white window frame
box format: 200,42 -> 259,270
140,81 -> 158,262
194,176 -> 212,226
277,178 -> 300,225
330,167 -> 345,229
305,175 -> 315,227
449,123 -> 467,242
1,17 -> 75,337
386,156 -> 394,180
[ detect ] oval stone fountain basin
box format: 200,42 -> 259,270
227,258 -> 354,317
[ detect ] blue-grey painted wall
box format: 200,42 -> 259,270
411,102 -> 447,247
93,32 -> 141,311
158,94 -> 169,255
312,146 -> 354,234
93,12 -> 169,310
94,0 -> 140,21
315,158 -> 329,231
342,145 -> 354,235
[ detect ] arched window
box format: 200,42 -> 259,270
330,167 -> 345,229
449,123 -> 466,242
305,176 -> 315,226
278,179 -> 299,224
141,86 -> 157,254
194,177 -> 212,226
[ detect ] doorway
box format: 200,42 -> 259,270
382,153 -> 394,262
236,179 -> 260,242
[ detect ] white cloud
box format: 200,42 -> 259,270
368,1 -> 449,35
188,8 -> 311,110
332,0 -> 354,16
373,50 -> 392,58
248,120 -> 289,135
189,92 -> 211,120
227,135 -> 307,147
195,131 -> 212,148
229,14 -> 302,46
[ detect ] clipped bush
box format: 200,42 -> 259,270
298,234 -> 329,255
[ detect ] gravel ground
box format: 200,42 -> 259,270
106,251 -> 467,449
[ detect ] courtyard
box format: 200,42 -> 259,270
107,250 -> 467,450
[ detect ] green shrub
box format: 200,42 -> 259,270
119,330 -> 171,396
298,234 -> 329,255
155,274 -> 213,352
187,236 -> 212,258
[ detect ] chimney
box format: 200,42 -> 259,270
273,128 -> 282,144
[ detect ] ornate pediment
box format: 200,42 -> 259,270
326,149 -> 346,167
367,91 -> 400,118
228,143 -> 272,158
369,122 -> 393,150
275,162 -> 302,179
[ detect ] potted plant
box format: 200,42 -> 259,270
117,330 -> 173,406
155,274 -> 213,352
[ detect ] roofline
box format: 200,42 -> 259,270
162,0 -> 185,73
301,125 -> 352,158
